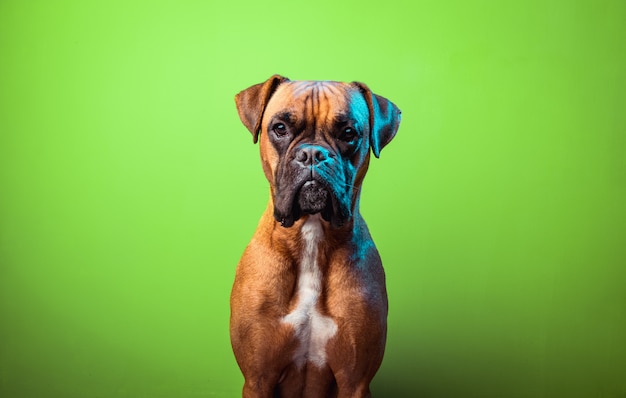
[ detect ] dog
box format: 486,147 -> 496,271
230,75 -> 401,397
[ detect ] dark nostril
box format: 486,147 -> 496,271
296,145 -> 328,166
315,150 -> 326,162
296,150 -> 309,163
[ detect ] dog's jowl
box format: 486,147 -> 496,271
230,75 -> 401,398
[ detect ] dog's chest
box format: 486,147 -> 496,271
281,216 -> 338,369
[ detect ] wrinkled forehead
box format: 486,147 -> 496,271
263,81 -> 369,127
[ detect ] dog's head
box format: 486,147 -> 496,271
235,75 -> 401,228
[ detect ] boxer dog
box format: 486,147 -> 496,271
230,75 -> 401,398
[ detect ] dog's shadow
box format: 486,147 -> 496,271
371,361 -> 422,397
372,380 -> 420,397
370,347 -> 545,398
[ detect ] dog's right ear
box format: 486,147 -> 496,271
235,75 -> 290,143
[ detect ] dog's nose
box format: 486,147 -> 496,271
295,145 -> 329,166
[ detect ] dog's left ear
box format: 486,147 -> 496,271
353,82 -> 401,158
235,74 -> 290,144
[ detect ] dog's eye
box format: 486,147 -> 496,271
272,123 -> 288,137
340,127 -> 357,142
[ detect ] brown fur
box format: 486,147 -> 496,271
231,76 -> 400,398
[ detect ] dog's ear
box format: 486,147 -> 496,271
353,82 -> 401,158
235,75 -> 290,143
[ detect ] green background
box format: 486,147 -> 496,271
1,0 -> 625,397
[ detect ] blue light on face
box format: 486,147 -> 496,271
347,91 -> 370,133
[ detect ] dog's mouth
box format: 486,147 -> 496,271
274,179 -> 347,228
297,180 -> 329,214
287,180 -> 334,226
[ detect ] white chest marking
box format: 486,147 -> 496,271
281,216 -> 338,369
